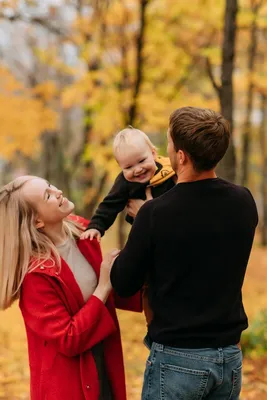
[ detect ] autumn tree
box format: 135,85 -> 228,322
2,0 -> 262,243
207,0 -> 238,182
241,0 -> 263,186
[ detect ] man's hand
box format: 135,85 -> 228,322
126,187 -> 153,219
80,228 -> 101,242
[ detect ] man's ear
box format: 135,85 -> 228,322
36,218 -> 45,229
178,149 -> 186,165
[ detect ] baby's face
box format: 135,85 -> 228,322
116,140 -> 157,184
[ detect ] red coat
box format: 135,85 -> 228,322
19,216 -> 142,400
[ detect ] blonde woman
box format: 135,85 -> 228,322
0,175 -> 141,400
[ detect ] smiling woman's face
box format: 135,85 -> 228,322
21,178 -> 74,225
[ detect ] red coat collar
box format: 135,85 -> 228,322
28,238 -> 103,308
30,238 -> 101,275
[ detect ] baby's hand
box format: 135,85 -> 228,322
127,187 -> 153,219
80,228 -> 101,242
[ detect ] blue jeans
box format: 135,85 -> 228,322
142,341 -> 242,399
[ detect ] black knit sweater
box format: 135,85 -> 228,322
111,178 -> 258,348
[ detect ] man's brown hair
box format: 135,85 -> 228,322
169,107 -> 230,172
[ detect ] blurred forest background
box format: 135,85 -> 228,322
1,0 -> 267,398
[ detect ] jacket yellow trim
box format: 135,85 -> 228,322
149,156 -> 176,187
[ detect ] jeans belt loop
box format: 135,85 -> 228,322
218,347 -> 224,364
154,342 -> 164,352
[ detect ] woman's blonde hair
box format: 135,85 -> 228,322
113,126 -> 157,157
0,176 -> 83,310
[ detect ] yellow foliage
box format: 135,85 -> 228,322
61,75 -> 94,108
238,9 -> 255,28
35,48 -> 75,76
73,16 -> 94,38
0,67 -> 57,159
33,81 -> 59,102
201,47 -> 221,65
105,0 -> 137,28
253,75 -> 267,95
0,70 -> 23,93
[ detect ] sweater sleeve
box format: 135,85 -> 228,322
20,273 -> 116,357
87,173 -> 129,236
244,187 -> 259,227
110,201 -> 153,297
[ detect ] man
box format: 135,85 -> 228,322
110,107 -> 258,399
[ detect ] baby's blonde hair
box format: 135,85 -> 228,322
113,126 -> 157,156
0,176 -> 83,310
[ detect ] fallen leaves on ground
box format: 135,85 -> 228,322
0,244 -> 267,399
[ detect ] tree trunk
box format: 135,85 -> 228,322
127,0 -> 148,125
260,93 -> 267,245
241,0 -> 262,186
82,171 -> 109,219
216,0 -> 238,182
118,0 -> 149,247
39,131 -> 71,197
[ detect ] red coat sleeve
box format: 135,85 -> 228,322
20,273 -> 116,357
114,290 -> 143,313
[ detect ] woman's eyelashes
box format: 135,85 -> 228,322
47,183 -> 51,200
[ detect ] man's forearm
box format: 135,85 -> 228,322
110,201 -> 153,296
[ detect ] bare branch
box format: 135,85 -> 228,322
205,57 -> 221,96
251,0 -> 264,11
0,12 -> 69,37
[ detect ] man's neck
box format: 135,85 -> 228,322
177,167 -> 217,184
43,222 -> 68,246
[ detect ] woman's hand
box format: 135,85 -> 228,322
93,249 -> 120,303
126,187 -> 153,219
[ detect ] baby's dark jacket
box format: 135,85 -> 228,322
86,156 -> 176,236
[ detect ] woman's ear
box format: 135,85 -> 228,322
36,218 -> 45,230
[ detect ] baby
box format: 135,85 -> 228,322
81,126 -> 176,240
81,126 -> 177,325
